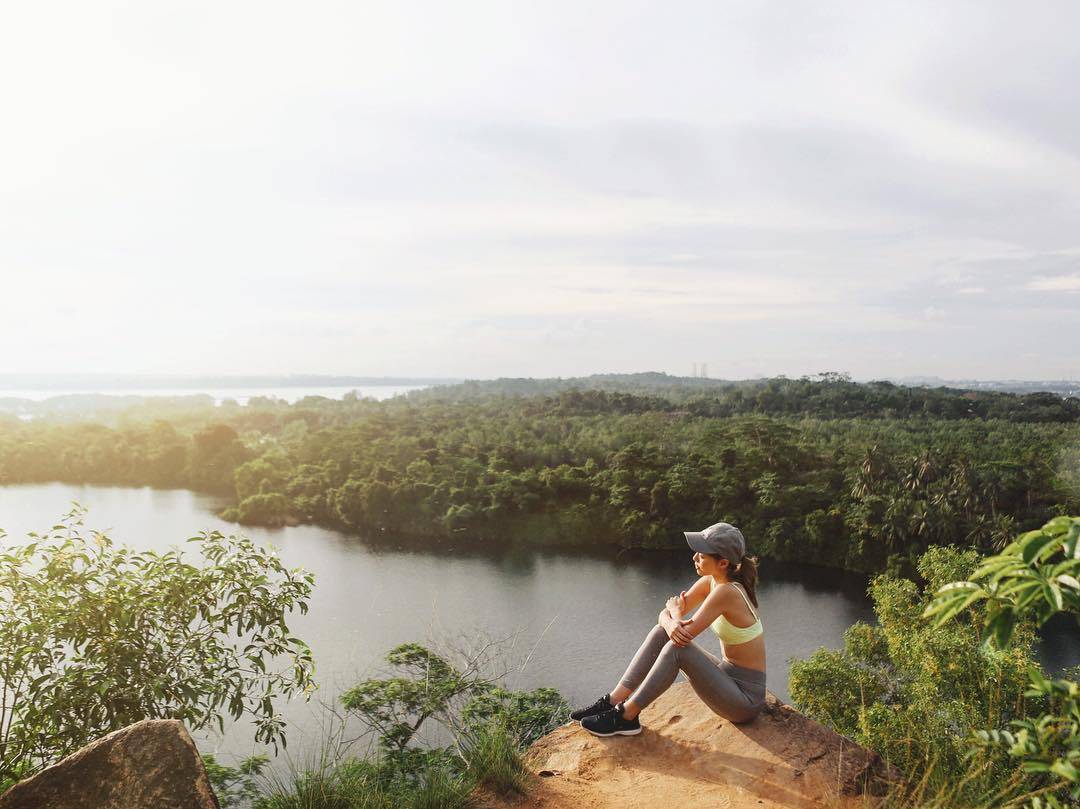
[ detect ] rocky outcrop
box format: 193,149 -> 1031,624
493,683 -> 897,808
0,720 -> 219,809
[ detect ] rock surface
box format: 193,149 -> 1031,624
0,719 -> 219,809
489,683 -> 895,808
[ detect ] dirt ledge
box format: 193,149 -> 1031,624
483,682 -> 896,809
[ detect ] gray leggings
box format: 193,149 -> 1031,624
619,624 -> 767,723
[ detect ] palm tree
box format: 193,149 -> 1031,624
990,514 -> 1017,551
908,501 -> 933,551
965,513 -> 994,552
852,445 -> 890,499
903,451 -> 941,492
882,494 -> 911,552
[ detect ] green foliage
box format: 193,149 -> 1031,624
1,378 -> 1077,574
260,641 -> 567,808
229,492 -> 292,526
189,423 -> 251,493
925,516 -> 1080,648
790,545 -> 1035,803
254,756 -> 473,809
457,721 -> 531,798
460,686 -> 567,748
0,509 -> 315,782
341,642 -> 489,760
202,753 -> 269,809
341,643 -> 567,767
0,762 -> 32,795
926,516 -> 1080,807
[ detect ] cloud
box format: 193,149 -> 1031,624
1,1 -> 1079,379
1027,275 -> 1080,293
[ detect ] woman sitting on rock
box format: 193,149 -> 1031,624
571,521 -> 766,736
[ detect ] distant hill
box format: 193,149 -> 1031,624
0,373 -> 460,391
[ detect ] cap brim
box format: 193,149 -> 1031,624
684,531 -> 711,553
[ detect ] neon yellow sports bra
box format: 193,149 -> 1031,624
709,579 -> 763,645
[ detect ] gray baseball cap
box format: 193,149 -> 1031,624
684,522 -> 746,562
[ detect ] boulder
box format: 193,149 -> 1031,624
0,720 -> 219,809
493,683 -> 897,808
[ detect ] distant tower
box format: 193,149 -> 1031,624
692,363 -> 698,378
701,363 -> 708,379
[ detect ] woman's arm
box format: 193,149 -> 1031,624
658,608 -> 679,636
669,585 -> 730,647
659,576 -> 713,637
663,576 -> 711,620
679,576 -> 712,614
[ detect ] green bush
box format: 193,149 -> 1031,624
790,545 -> 1034,802
926,516 -> 1080,807
793,517 -> 1080,807
202,754 -> 269,809
234,492 -> 292,526
261,642 -> 567,808
0,509 -> 315,782
255,756 -> 473,809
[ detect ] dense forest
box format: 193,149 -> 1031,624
1,375 -> 1078,574
410,372 -> 1080,421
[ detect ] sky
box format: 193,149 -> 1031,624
1,0 -> 1078,380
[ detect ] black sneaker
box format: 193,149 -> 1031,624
580,704 -> 642,737
570,693 -> 614,722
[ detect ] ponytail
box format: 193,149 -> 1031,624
731,555 -> 759,608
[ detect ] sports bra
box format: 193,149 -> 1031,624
709,579 -> 763,645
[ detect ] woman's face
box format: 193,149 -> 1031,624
693,551 -> 728,578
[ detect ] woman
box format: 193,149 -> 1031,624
571,521 -> 766,737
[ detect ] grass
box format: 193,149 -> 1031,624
872,758 -> 1034,809
460,721 -> 532,798
249,721 -> 532,809
254,762 -> 474,809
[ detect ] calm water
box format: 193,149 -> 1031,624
1,483 -> 1076,764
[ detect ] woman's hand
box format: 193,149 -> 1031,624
670,619 -> 694,647
665,591 -> 687,619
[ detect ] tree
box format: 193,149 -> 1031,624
0,509 -> 315,781
925,516 -> 1080,807
189,423 -> 250,493
341,642 -> 567,778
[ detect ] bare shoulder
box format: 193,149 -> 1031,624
721,581 -> 752,599
700,577 -> 734,603
687,575 -> 712,592
713,581 -> 748,606
721,581 -> 758,615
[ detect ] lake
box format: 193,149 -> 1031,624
1,483 -> 1076,764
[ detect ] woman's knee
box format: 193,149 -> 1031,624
659,639 -> 683,661
650,631 -> 700,664
643,624 -> 669,647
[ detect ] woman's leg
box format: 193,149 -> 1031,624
608,624 -> 669,703
624,639 -> 764,723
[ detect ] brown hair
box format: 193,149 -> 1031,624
705,552 -> 760,607
730,555 -> 759,608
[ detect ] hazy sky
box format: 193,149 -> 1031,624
2,1 -> 1078,380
